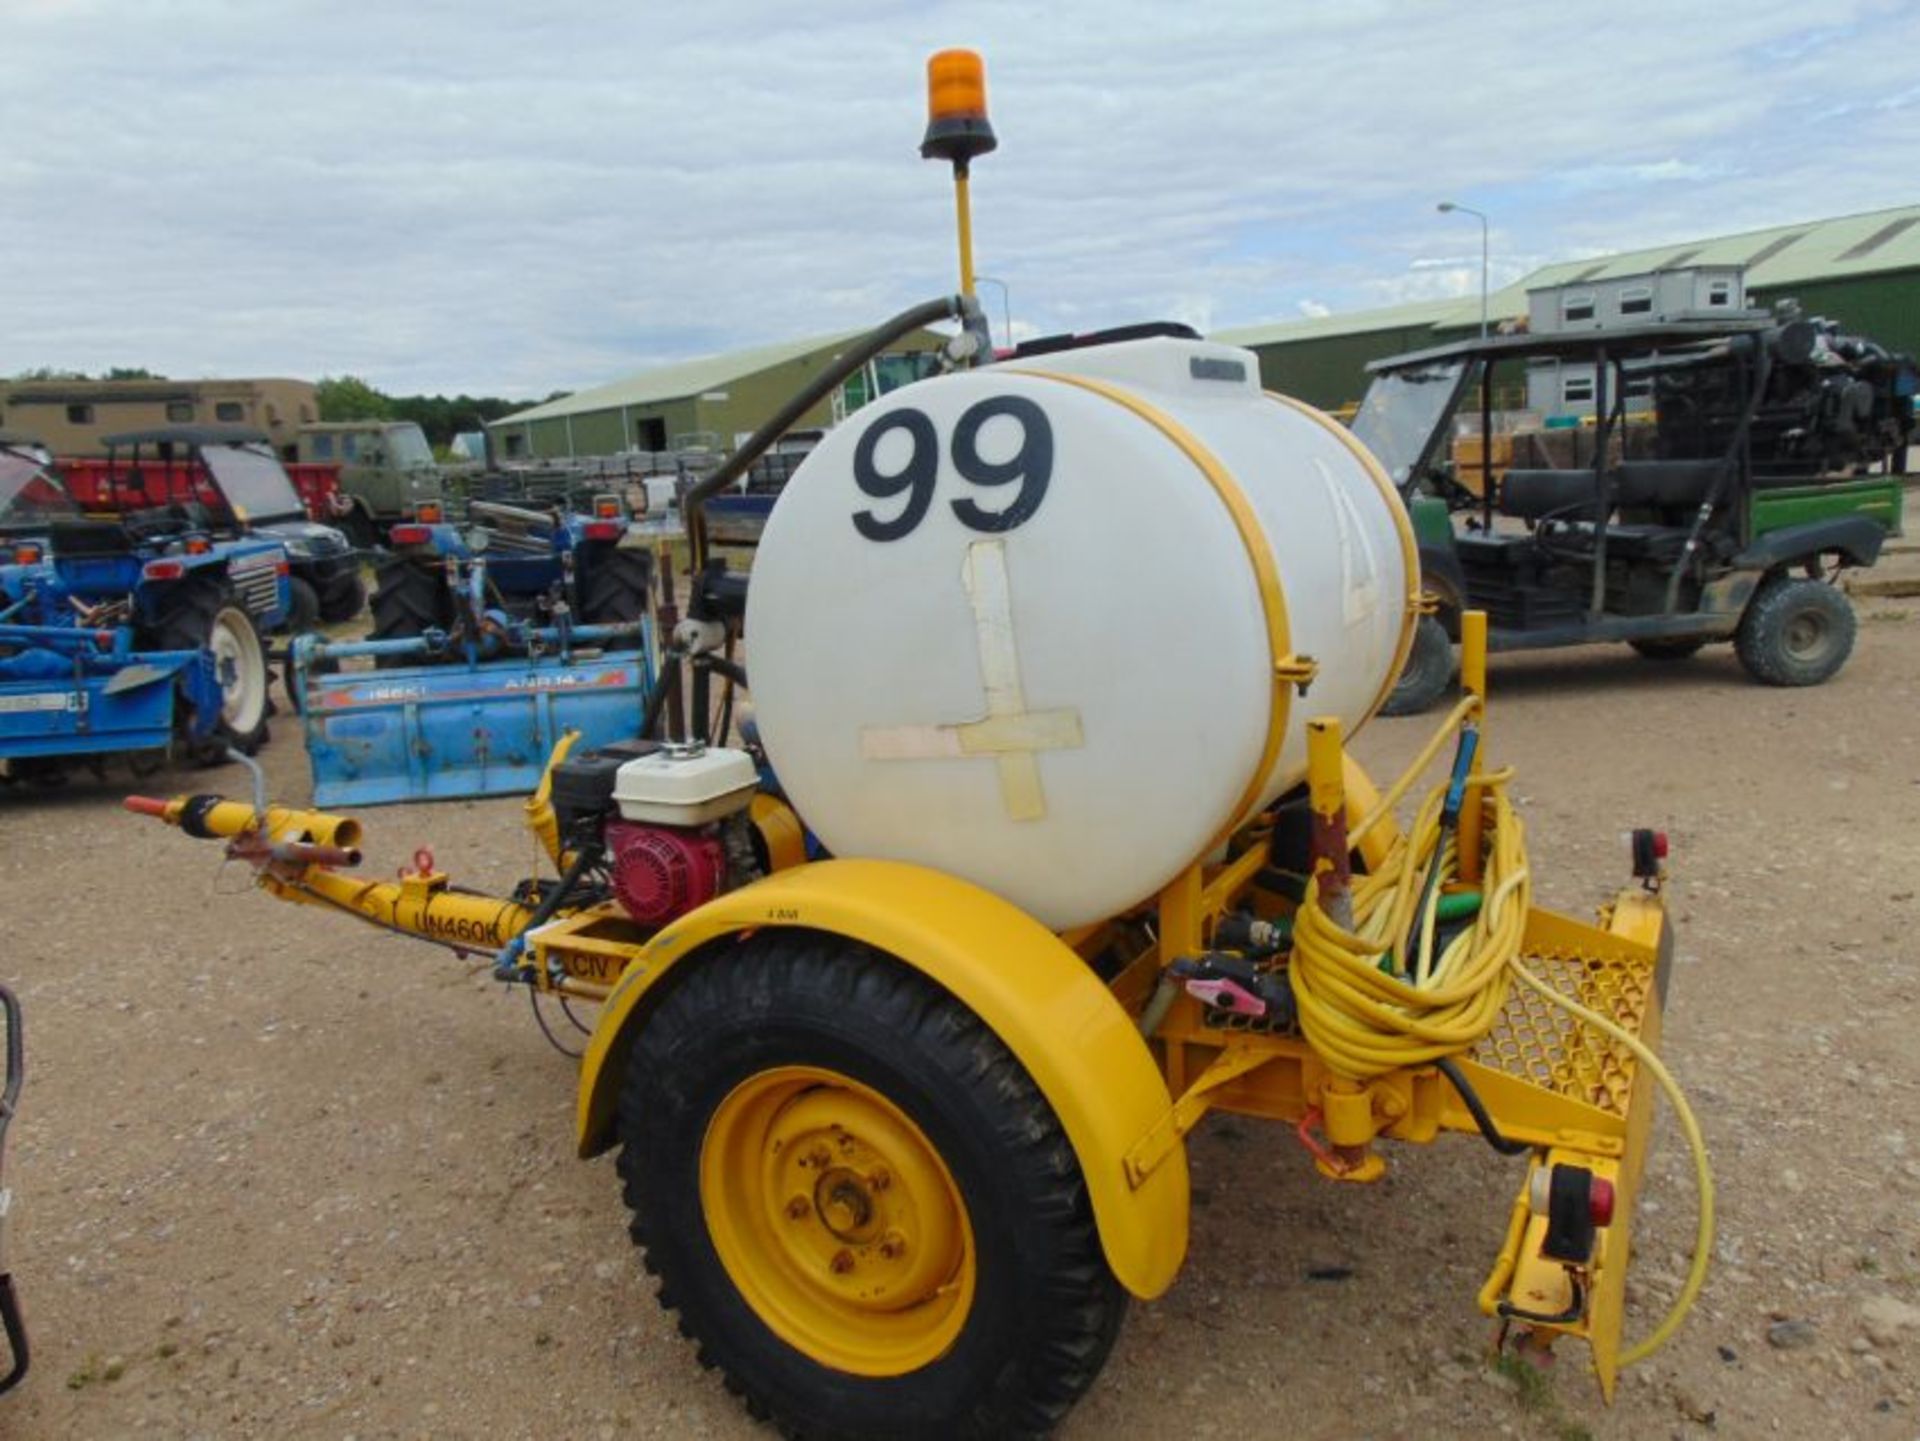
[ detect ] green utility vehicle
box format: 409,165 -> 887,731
296,421 -> 445,548
1356,312 -> 1914,713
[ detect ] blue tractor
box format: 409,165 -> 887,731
365,496 -> 652,662
0,437 -> 282,781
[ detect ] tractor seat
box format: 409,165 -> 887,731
46,519 -> 136,559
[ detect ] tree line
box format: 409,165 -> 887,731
317,376 -> 571,449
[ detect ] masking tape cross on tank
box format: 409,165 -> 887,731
861,539 -> 1085,821
1022,370 -> 1293,851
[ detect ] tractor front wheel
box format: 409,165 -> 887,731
617,933 -> 1125,1440
317,568 -> 367,624
285,576 -> 322,633
1735,575 -> 1856,687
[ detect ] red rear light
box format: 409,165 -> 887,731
583,520 -> 621,541
593,494 -> 620,518
414,502 -> 444,524
1589,1175 -> 1615,1227
275,559 -> 290,576
185,536 -> 211,555
142,559 -> 185,581
1651,831 -> 1669,860
390,524 -> 431,546
12,544 -> 40,565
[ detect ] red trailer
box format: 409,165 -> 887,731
62,454 -> 345,522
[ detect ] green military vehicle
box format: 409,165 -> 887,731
1354,311 -> 1914,713
296,421 -> 446,548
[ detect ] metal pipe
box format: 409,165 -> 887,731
683,294 -> 981,572
1588,344 -> 1612,617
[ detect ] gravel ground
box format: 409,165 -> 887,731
2,544 -> 1917,1440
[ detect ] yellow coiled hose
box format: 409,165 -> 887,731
1290,763 -> 1529,1080
1286,713 -> 1712,1367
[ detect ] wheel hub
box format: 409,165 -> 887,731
701,1065 -> 975,1375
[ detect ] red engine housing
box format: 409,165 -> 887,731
605,819 -> 727,927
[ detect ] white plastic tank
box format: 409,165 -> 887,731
745,336 -> 1417,930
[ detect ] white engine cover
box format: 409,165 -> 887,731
612,744 -> 758,826
745,337 -> 1416,929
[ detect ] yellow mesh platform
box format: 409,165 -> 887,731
1473,950 -> 1655,1116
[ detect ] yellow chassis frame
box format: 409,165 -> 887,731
132,615 -> 1672,1397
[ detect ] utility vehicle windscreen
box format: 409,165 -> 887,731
1350,360 -> 1469,489
0,450 -> 79,528
202,444 -> 306,524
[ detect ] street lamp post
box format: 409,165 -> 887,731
1437,201 -> 1490,339
974,274 -> 1013,352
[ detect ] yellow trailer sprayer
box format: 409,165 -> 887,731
127,50 -> 1711,1439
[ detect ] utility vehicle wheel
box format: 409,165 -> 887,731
618,934 -> 1125,1441
285,576 -> 322,633
1629,637 -> 1706,661
580,545 -> 653,649
1735,576 -> 1855,687
318,569 -> 366,624
1379,614 -> 1453,716
369,558 -> 451,669
151,581 -> 270,758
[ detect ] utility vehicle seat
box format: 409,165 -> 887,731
1612,460 -> 1722,509
1502,469 -> 1600,521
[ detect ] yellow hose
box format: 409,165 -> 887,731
1290,764 -> 1528,1081
1288,712 -> 1713,1366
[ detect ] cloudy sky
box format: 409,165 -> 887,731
3,1 -> 1915,397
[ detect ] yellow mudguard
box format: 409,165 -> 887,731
570,858 -> 1190,1300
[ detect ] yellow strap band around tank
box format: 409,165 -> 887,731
1262,390 -> 1422,721
1024,371 -> 1292,849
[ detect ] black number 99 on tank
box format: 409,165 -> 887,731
851,395 -> 1053,542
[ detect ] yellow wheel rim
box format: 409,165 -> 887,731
700,1065 -> 976,1376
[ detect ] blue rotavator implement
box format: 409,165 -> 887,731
0,621 -> 227,762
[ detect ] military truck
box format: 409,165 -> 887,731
295,421 -> 446,548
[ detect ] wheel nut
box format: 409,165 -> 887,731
806,1144 -> 831,1168
830,1249 -> 855,1275
868,1167 -> 891,1192
785,1196 -> 810,1220
878,1228 -> 907,1261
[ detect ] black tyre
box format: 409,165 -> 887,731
1735,575 -> 1856,687
368,557 -> 453,668
317,568 -> 367,624
1380,613 -> 1454,716
285,575 -> 322,633
1629,637 -> 1706,661
618,934 -> 1126,1441
579,544 -> 653,649
148,579 -> 270,758
340,506 -> 380,553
